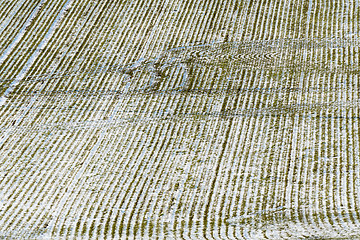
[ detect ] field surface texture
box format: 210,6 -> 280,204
1,0 -> 360,239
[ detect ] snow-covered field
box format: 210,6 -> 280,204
0,0 -> 360,239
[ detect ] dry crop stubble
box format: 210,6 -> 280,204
0,0 -> 360,239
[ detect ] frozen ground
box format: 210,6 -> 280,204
0,0 -> 360,239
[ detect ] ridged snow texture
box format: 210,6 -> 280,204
0,0 -> 360,239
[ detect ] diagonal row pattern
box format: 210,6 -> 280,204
0,0 -> 360,239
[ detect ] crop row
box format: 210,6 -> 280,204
0,0 -> 359,239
